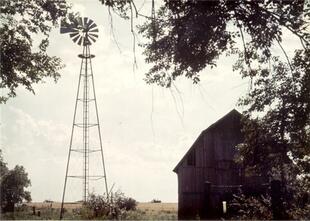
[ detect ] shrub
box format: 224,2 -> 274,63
151,199 -> 161,203
82,193 -> 110,218
114,191 -> 137,211
43,200 -> 53,203
79,191 -> 137,219
230,184 -> 310,220
230,194 -> 272,220
15,203 -> 29,212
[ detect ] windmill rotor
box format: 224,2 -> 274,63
60,17 -> 99,46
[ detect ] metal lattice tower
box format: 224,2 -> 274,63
59,17 -> 108,219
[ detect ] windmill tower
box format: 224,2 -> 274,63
59,17 -> 108,219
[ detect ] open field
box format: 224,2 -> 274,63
27,202 -> 82,209
2,202 -> 178,220
27,202 -> 177,211
137,202 -> 177,213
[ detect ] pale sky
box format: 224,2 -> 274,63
1,0 -> 301,203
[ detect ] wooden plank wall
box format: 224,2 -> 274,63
177,111 -> 244,219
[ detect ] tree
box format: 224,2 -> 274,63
137,0 -> 309,86
236,49 -> 310,219
0,0 -> 70,103
238,49 -> 310,185
99,0 -> 309,86
0,150 -> 32,213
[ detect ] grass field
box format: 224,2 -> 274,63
1,202 -> 178,220
27,202 -> 177,210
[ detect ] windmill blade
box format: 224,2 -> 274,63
83,17 -> 89,28
87,22 -> 97,31
88,34 -> 98,42
69,32 -> 80,39
88,35 -> 96,43
72,35 -> 81,43
78,36 -> 84,46
88,33 -> 98,38
86,18 -> 94,27
89,28 -> 99,33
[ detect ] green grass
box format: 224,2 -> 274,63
122,209 -> 177,220
1,204 -> 177,220
1,207 -> 80,220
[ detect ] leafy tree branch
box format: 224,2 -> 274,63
0,0 -> 70,103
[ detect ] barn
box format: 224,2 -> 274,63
173,109 -> 246,219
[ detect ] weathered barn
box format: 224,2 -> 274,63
173,109 -> 245,219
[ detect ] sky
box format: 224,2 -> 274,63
1,0 -> 302,203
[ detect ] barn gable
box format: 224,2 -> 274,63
173,109 -> 242,173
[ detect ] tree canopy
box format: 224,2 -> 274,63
0,0 -> 70,103
2,0 -> 308,101
228,43 -> 309,220
136,0 -> 309,86
0,150 -> 31,213
239,49 -> 309,178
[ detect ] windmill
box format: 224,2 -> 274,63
59,17 -> 108,219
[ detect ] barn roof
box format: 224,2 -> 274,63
173,109 -> 242,173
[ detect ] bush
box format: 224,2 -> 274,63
229,178 -> 310,220
114,192 -> 137,211
230,194 -> 272,220
151,199 -> 161,203
43,200 -> 54,203
82,194 -> 110,219
15,203 -> 29,212
79,191 -> 137,219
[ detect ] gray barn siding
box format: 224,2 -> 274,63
174,110 -> 244,219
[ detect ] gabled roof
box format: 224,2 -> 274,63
173,109 -> 242,173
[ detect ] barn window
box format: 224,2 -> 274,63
187,149 -> 196,166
